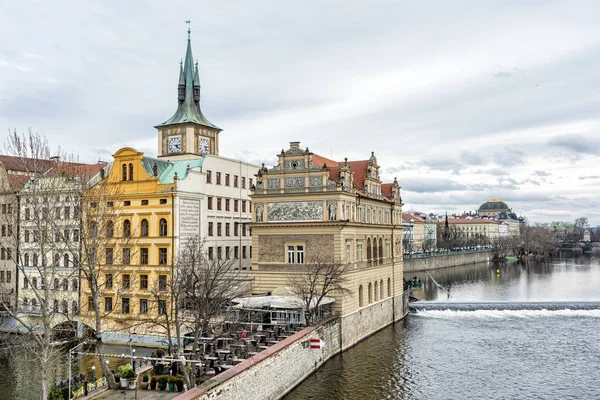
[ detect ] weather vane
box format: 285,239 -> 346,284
185,20 -> 191,39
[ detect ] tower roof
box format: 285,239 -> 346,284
156,32 -> 220,130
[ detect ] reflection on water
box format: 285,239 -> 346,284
286,256 -> 600,400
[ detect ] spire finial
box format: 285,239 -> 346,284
185,20 -> 191,40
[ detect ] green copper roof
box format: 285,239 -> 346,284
141,156 -> 204,184
156,37 -> 220,130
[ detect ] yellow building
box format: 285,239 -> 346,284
444,217 -> 502,243
250,142 -> 406,349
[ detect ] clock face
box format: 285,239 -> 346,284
198,138 -> 209,154
168,137 -> 181,153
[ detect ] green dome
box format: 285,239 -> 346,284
478,199 -> 509,211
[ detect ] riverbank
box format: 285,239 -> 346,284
403,250 -> 494,273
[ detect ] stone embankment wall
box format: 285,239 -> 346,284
403,250 -> 494,273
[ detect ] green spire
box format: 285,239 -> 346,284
156,26 -> 220,130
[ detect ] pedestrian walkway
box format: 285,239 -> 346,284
95,389 -> 180,400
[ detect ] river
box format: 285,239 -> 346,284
285,256 -> 600,400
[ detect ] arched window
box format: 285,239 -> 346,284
63,254 -> 69,267
53,253 -> 60,266
31,298 -> 37,307
358,285 -> 364,307
122,164 -> 127,181
374,281 -> 379,301
90,221 -> 98,238
53,278 -> 59,290
366,238 -> 372,265
123,220 -> 131,237
380,279 -> 384,299
128,163 -> 133,181
141,219 -> 149,237
368,283 -> 373,304
53,299 -> 59,311
72,279 -> 78,291
62,300 -> 68,314
33,253 -> 38,266
62,278 -> 68,291
373,238 -> 378,263
72,301 -> 78,315
24,253 -> 30,266
32,277 -> 38,290
387,278 -> 391,297
159,218 -> 167,236
378,238 -> 384,264
106,221 -> 114,238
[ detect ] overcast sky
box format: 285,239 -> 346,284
1,1 -> 599,225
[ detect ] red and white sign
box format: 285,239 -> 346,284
310,338 -> 325,349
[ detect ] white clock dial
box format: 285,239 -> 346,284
198,138 -> 209,154
168,137 -> 181,153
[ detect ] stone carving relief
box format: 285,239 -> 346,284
267,178 -> 281,189
255,203 -> 264,223
309,176 -> 324,187
284,176 -> 305,188
284,159 -> 306,170
267,201 -> 324,222
327,201 -> 336,221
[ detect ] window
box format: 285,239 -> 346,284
159,219 -> 167,236
72,279 -> 77,291
234,222 -> 239,236
106,221 -> 114,237
234,246 -> 239,259
122,274 -> 130,289
234,200 -> 239,212
140,248 -> 148,265
25,208 -> 30,220
380,279 -> 384,299
128,163 -> 133,181
73,229 -> 80,242
159,275 -> 167,291
374,281 -> 379,301
368,283 -> 373,304
140,299 -> 148,314
241,177 -> 246,188
208,247 -> 214,260
53,253 -> 60,266
63,254 -> 69,267
234,175 -> 238,187
122,298 -> 130,314
225,246 -> 230,259
249,178 -> 253,187
206,170 -> 212,183
105,248 -> 113,265
159,248 -> 167,265
122,248 -> 131,265
158,300 -> 167,315
243,246 -> 247,259
0,272 -> 4,283
123,220 -> 131,237
250,246 -> 253,258
88,297 -> 95,311
216,172 -> 221,185
217,247 -> 222,260
225,223 -> 230,236
107,201 -> 113,207
72,301 -> 78,315
242,201 -> 246,213
225,174 -> 230,186
160,198 -> 167,205
208,197 -> 213,210
225,199 -> 230,211
105,297 -> 113,312
55,207 -> 61,219
141,219 -> 149,237
359,285 -> 364,307
140,274 -> 148,290
141,199 -> 149,206
217,223 -> 222,236
357,244 -> 363,262
217,198 -> 222,211
105,274 -> 113,289
208,222 -> 213,236
242,224 -> 247,237
122,164 -> 127,181
24,253 -> 30,266
24,230 -> 30,242
286,245 -> 304,264
346,243 -> 351,263
124,200 -> 131,206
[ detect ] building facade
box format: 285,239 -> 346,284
250,142 -> 405,349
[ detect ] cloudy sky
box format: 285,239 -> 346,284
1,1 -> 599,225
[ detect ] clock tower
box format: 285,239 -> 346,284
155,28 -> 221,159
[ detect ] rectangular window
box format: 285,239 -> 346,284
346,243 -> 351,263
141,199 -> 149,206
217,247 -> 222,260
234,200 -> 239,212
234,246 -> 239,259
217,198 -> 222,211
6,248 -> 11,260
159,275 -> 167,291
242,224 -> 247,237
0,272 -> 4,283
122,274 -> 130,289
122,248 -> 131,265
234,175 -> 238,187
296,246 -> 304,263
206,170 -> 212,183
250,246 -> 253,258
216,172 -> 221,185
242,201 -> 246,213
234,222 -> 239,236
357,244 -> 363,262
140,299 -> 148,314
73,229 -> 79,242
107,201 -> 114,207
225,174 -> 230,186
104,297 -> 113,312
140,274 -> 148,290
158,300 -> 167,315
55,207 -> 61,219
6,271 -> 10,283
124,200 -> 131,206
287,245 -> 304,264
249,178 -> 253,187
225,199 -> 230,211
225,223 -> 230,236
105,274 -> 113,289
160,198 -> 167,205
208,247 -> 214,260
225,246 -> 230,259
159,248 -> 167,265
217,223 -> 222,236
63,229 -> 69,242
140,248 -> 148,265
208,197 -> 213,210
243,246 -> 247,259
241,177 -> 246,188
287,246 -> 294,264
122,298 -> 130,314
88,297 -> 95,311
105,248 -> 113,265
208,222 -> 214,236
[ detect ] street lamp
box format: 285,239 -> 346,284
91,366 -> 95,384
68,341 -> 87,400
131,348 -> 136,369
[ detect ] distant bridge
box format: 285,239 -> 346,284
409,301 -> 600,312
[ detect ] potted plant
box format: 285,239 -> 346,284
118,365 -> 136,389
150,376 -> 157,390
156,348 -> 165,359
158,375 -> 168,391
141,374 -> 149,390
168,375 -> 176,392
195,377 -> 205,387
175,377 -> 184,392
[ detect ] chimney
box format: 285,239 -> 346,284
49,156 -> 60,162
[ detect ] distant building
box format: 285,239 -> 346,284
583,230 -> 591,242
478,199 -> 510,217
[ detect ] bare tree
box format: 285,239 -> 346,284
287,253 -> 351,326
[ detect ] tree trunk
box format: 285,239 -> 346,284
40,361 -> 48,400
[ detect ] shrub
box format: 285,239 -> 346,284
167,376 -> 177,384
195,377 -> 206,387
156,348 -> 165,357
150,377 -> 157,384
158,375 -> 169,384
118,365 -> 136,379
142,374 -> 149,382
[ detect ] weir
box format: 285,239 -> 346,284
409,301 -> 600,312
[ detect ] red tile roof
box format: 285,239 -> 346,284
7,174 -> 29,190
310,154 -> 339,168
381,183 -> 393,198
345,160 -> 370,190
0,155 -> 55,174
446,218 -> 500,224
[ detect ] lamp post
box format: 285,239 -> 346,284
91,366 -> 95,384
68,341 -> 87,400
131,348 -> 136,370
121,353 -> 125,366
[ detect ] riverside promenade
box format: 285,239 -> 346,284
403,249 -> 495,272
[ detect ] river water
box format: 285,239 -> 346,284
285,256 -> 600,400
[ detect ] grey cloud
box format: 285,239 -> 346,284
548,134 -> 600,155
493,71 -> 512,79
492,149 -> 527,167
399,177 -> 467,193
473,167 -> 508,176
533,170 -> 551,177
578,175 -> 600,180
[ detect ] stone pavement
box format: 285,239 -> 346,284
94,389 -> 180,400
